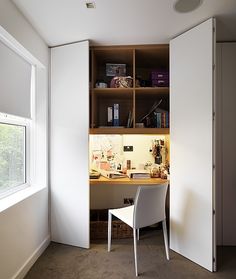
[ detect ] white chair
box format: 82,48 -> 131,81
108,184 -> 169,276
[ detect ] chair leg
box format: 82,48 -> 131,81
133,228 -> 138,276
162,219 -> 170,260
108,211 -> 112,252
137,228 -> 140,241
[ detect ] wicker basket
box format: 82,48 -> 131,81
90,209 -> 133,240
90,220 -> 133,239
112,220 -> 133,238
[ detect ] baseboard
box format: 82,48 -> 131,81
13,234 -> 51,279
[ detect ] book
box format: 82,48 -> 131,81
154,111 -> 169,128
165,112 -> 169,128
126,110 -> 133,128
113,104 -> 119,126
100,170 -> 127,179
154,112 -> 162,128
107,106 -> 113,126
126,169 -> 150,179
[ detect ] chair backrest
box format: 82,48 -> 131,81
133,183 -> 168,229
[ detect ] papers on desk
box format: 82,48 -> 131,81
126,169 -> 150,179
89,170 -> 101,179
100,170 -> 127,179
98,169 -> 151,179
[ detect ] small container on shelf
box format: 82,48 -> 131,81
151,70 -> 169,87
95,80 -> 108,88
135,123 -> 144,128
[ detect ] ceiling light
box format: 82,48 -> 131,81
174,0 -> 203,13
86,2 -> 96,9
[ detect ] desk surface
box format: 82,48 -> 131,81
90,176 -> 167,185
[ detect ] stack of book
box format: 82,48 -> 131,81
89,170 -> 101,179
107,104 -> 119,126
126,169 -> 150,179
100,170 -> 127,179
154,111 -> 169,128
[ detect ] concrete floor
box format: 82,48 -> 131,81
25,230 -> 236,279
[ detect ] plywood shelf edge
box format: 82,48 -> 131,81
89,128 -> 169,135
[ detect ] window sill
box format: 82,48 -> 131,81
0,184 -> 47,213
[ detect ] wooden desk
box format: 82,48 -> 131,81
90,176 -> 167,185
90,176 -> 169,211
90,176 -> 169,239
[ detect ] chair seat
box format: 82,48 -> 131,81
109,205 -> 134,228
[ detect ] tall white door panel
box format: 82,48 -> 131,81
50,41 -> 89,248
221,43 -> 236,245
170,19 -> 215,271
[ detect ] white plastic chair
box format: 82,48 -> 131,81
108,184 -> 169,276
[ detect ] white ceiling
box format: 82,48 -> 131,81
12,0 -> 236,47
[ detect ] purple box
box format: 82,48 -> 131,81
152,78 -> 169,87
151,71 -> 169,80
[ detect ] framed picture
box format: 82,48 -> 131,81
106,63 -> 126,76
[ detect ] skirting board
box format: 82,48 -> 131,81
13,235 -> 50,279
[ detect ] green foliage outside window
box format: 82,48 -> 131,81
0,123 -> 25,192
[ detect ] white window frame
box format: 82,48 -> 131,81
0,114 -> 30,198
0,65 -> 36,199
0,25 -> 45,207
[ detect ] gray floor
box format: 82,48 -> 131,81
25,230 -> 236,279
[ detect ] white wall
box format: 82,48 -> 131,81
0,1 -> 49,278
122,135 -> 168,168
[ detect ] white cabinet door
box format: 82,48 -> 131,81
221,43 -> 236,245
51,41 -> 89,248
170,19 -> 215,271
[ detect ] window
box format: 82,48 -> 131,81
0,29 -> 36,199
0,114 -> 30,198
0,39 -> 32,118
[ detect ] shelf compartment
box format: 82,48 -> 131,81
135,45 -> 169,70
135,45 -> 169,87
135,89 -> 169,128
92,89 -> 133,128
92,47 -> 134,88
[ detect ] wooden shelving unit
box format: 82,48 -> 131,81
90,44 -> 169,134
